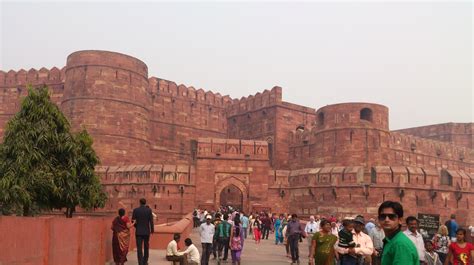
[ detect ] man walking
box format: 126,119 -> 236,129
305,216 -> 319,258
132,198 -> 154,265
286,214 -> 304,265
261,214 -> 272,240
200,215 -> 215,265
212,213 -> 222,260
378,201 -> 418,265
217,213 -> 232,262
241,213 -> 249,239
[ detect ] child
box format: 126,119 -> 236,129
338,219 -> 357,249
424,240 -> 442,265
338,219 -> 359,258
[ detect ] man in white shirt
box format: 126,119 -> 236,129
335,216 -> 374,265
404,216 -> 426,264
305,215 -> 319,257
179,238 -> 201,265
200,215 -> 215,265
166,233 -> 185,265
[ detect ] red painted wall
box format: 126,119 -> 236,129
0,214 -> 193,265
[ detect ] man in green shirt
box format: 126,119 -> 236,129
378,201 -> 419,265
216,213 -> 232,262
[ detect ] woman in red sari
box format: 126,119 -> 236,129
112,208 -> 135,265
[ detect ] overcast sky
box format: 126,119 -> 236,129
1,1 -> 472,130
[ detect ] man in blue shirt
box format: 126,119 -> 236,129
240,213 -> 249,239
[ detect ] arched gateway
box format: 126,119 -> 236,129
215,177 -> 248,213
220,185 -> 243,210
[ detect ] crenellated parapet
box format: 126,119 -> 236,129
0,67 -> 66,87
148,77 -> 234,107
226,86 -> 283,117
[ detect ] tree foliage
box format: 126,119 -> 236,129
0,86 -> 106,217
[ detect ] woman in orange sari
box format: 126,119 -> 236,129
112,208 -> 135,265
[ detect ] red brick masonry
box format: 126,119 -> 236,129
0,50 -> 472,225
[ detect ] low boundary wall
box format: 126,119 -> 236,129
0,212 -> 193,265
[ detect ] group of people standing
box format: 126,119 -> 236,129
196,210 -> 245,265
303,201 -> 474,265
110,199 -> 474,265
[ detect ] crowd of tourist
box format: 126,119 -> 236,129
111,199 -> 474,265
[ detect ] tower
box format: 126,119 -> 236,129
313,102 -> 390,167
62,50 -> 151,165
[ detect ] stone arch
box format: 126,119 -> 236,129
215,177 -> 248,212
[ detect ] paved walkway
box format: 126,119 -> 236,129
126,228 -> 310,265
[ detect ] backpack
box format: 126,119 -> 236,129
230,235 -> 242,251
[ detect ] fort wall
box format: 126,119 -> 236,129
98,164 -> 195,217
0,67 -> 66,140
289,103 -> 472,173
394,123 -> 473,149
226,86 -> 317,168
193,138 -> 273,212
62,50 -> 151,165
148,78 -> 231,163
287,166 -> 474,225
1,50 -> 473,225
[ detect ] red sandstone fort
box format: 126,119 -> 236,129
0,50 -> 472,224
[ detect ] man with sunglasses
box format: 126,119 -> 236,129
378,201 -> 419,265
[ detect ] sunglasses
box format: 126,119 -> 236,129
378,213 -> 398,221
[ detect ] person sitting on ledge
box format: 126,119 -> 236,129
166,233 -> 186,265
178,238 -> 201,265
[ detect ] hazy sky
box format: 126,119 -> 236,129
1,1 -> 472,130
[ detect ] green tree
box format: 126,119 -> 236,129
0,86 -> 106,217
61,130 -> 107,218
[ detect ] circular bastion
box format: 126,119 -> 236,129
315,102 -> 389,132
62,50 -> 151,165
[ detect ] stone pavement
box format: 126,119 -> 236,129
126,227 -> 310,265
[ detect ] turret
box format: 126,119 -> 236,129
62,50 -> 151,165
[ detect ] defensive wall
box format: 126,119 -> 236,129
1,50 -> 473,226
394,123 -> 473,149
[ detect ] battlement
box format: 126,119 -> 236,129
226,86 -> 283,116
394,123 -> 473,149
148,77 -> 234,107
390,131 -> 472,163
0,67 -> 66,87
196,137 -> 269,160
